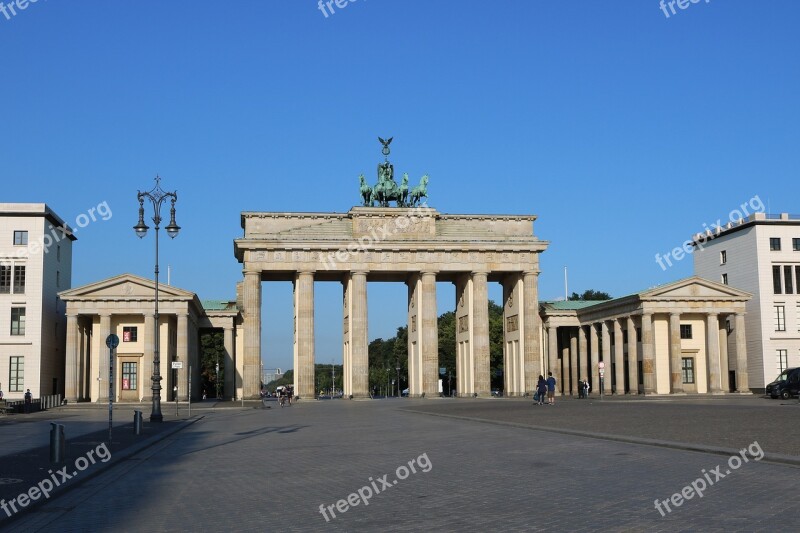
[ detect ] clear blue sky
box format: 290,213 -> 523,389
3,1 -> 798,373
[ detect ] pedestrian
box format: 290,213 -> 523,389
546,372 -> 557,405
582,379 -> 590,398
535,375 -> 547,405
24,388 -> 32,413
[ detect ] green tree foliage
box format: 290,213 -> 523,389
199,329 -> 225,398
568,289 -> 612,301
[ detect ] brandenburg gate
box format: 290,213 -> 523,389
233,140 -> 548,399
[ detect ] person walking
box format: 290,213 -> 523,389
535,375 -> 547,405
24,388 -> 32,413
546,372 -> 557,405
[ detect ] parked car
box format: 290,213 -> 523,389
765,367 -> 800,399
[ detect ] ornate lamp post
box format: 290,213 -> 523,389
134,176 -> 180,422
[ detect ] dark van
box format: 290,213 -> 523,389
765,367 -> 800,399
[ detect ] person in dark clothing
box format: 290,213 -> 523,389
535,375 -> 547,405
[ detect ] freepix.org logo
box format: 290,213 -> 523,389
0,0 -> 42,23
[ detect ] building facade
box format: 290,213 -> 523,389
693,212 -> 800,392
0,203 -> 75,400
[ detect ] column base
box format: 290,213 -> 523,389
626,392 -> 640,395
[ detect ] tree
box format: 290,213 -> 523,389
568,289 -> 612,301
199,329 -> 225,398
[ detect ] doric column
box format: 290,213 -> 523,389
613,319 -> 625,394
719,316 -> 730,392
641,313 -> 656,394
243,269 -> 262,399
626,316 -> 638,394
472,271 -> 490,397
65,313 -> 79,403
569,329 -> 578,395
589,323 -> 599,395
522,271 -> 540,394
706,313 -> 723,393
578,325 -> 588,388
669,312 -> 684,394
601,321 -> 612,394
349,271 -> 369,398
96,314 -> 111,402
177,313 -> 189,401
735,313 -> 749,392
223,325 -> 234,400
547,325 -> 558,391
294,271 -> 316,399
141,313 -> 155,402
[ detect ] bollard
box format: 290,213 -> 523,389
50,423 -> 65,464
133,410 -> 142,435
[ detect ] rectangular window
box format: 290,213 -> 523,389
0,265 -> 9,294
122,326 -> 138,342
10,307 -> 25,336
9,356 -> 23,392
785,266 -> 794,294
57,245 -> 61,261
770,237 -> 781,251
13,231 -> 28,246
122,362 -> 138,390
13,265 -> 25,294
773,265 -> 782,294
721,273 -> 728,285
793,238 -> 800,252
56,271 -> 60,288
680,324 -> 693,339
681,357 -> 695,384
775,306 -> 786,331
777,349 -> 788,374
720,250 -> 727,264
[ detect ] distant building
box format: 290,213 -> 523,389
693,212 -> 800,392
262,368 -> 283,385
0,203 -> 75,399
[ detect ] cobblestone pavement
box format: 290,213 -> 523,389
7,398 -> 800,532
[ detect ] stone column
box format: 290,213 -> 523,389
141,313 -> 155,402
669,312 -> 684,394
569,329 -> 578,395
613,319 -> 625,394
719,316 -> 730,392
96,314 -> 111,402
243,269 -> 262,399
65,313 -> 79,403
641,313 -> 656,394
578,325 -> 588,387
547,325 -> 558,392
407,275 -> 423,397
177,314 -> 189,401
294,271 -> 316,399
223,325 -> 234,401
626,316 -> 638,394
735,313 -> 749,392
522,271 -> 540,394
472,272 -> 490,397
350,271 -> 369,398
706,313 -> 723,393
601,321 -> 612,395
589,323 -> 599,395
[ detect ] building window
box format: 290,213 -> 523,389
770,238 -> 781,251
13,231 -> 28,246
785,266 -> 794,294
720,250 -> 727,264
777,349 -> 788,374
0,265 -> 9,294
721,273 -> 728,285
775,306 -> 786,331
122,327 -> 138,342
13,265 -> 25,294
793,238 -> 800,252
9,356 -> 23,392
56,271 -> 60,288
680,324 -> 693,339
122,362 -> 138,390
57,245 -> 61,261
681,357 -> 695,384
10,307 -> 26,336
773,265 -> 782,294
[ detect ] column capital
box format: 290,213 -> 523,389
706,311 -> 720,318
670,311 -> 681,319
522,270 -> 540,277
421,270 -> 439,277
350,270 -> 369,277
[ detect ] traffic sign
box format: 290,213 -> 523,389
172,361 -> 183,369
106,334 -> 119,349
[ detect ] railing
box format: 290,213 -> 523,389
4,394 -> 62,413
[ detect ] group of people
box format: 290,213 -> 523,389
276,385 -> 294,406
534,373 -> 591,405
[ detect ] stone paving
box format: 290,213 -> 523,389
4,397 -> 800,532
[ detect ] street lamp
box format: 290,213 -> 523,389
396,364 -> 401,397
134,176 -> 180,422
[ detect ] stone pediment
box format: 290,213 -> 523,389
640,276 -> 750,301
59,273 -> 195,301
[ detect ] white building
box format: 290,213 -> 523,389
0,204 -> 75,400
693,212 -> 800,392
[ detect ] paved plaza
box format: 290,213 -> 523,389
2,396 -> 799,532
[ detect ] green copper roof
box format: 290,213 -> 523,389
202,300 -> 235,311
541,300 -> 608,310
